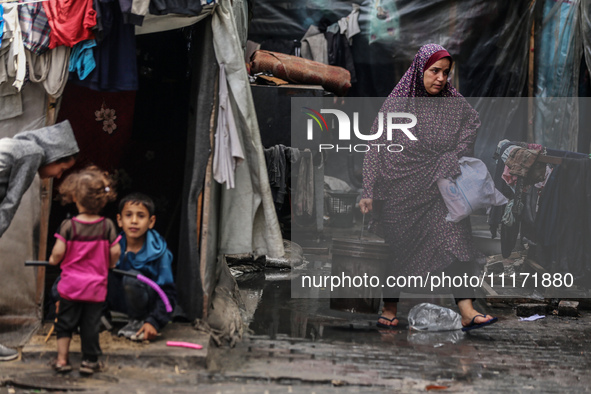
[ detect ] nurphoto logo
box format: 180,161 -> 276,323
302,107 -> 418,152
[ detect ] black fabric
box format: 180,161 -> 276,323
177,20 -> 215,320
106,271 -> 177,331
501,219 -> 520,258
71,0 -> 138,92
547,158 -> 591,283
264,145 -> 299,211
325,32 -> 356,83
488,142 -> 515,239
535,157 -> 591,285
535,163 -> 562,252
55,299 -> 103,358
534,148 -> 589,247
520,186 -> 539,245
149,0 -> 203,16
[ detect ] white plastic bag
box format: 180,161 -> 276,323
408,303 -> 463,331
437,156 -> 508,223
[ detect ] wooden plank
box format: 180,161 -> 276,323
198,72 -> 219,320
35,96 -> 58,308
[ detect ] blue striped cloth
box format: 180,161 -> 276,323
18,2 -> 51,55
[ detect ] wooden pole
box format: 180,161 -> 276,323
35,96 -> 57,310
527,1 -> 536,143
199,72 -> 219,319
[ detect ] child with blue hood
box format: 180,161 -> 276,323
107,192 -> 177,341
0,119 -> 79,361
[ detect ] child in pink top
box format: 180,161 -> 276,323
48,166 -> 120,374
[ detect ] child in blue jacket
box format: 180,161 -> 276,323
107,193 -> 177,341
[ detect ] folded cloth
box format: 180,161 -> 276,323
507,148 -> 548,185
255,74 -> 288,86
250,50 -> 351,96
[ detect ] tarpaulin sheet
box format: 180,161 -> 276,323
248,0 -> 591,156
534,0 -> 584,151
0,82 -> 47,347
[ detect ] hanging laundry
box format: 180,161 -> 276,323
535,157 -> 591,286
338,3 -> 360,44
18,2 -> 51,55
300,25 -> 328,64
118,0 -> 150,26
43,46 -> 71,98
69,39 -> 96,80
1,4 -> 26,91
72,0 -> 138,91
294,150 -> 314,217
43,0 -> 96,49
213,63 -> 245,190
325,27 -> 356,83
264,144 -> 300,210
149,0 -> 203,16
0,5 -> 5,49
25,50 -> 49,83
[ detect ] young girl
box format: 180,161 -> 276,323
48,166 -> 120,374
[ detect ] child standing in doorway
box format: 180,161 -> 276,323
48,166 -> 120,374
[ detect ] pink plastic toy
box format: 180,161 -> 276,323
166,341 -> 203,350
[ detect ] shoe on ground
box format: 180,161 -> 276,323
117,319 -> 143,338
130,331 -> 145,341
79,360 -> 103,375
50,359 -> 72,373
0,343 -> 18,361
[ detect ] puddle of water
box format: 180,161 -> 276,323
237,269 -> 484,350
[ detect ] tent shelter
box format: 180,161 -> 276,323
248,0 -> 591,167
0,0 -> 283,347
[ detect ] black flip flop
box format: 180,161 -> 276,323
376,315 -> 399,329
462,315 -> 498,332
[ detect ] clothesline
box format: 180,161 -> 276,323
0,0 -> 49,5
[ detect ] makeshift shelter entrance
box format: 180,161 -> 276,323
0,0 -> 283,348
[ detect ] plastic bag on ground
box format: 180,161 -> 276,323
408,303 -> 463,331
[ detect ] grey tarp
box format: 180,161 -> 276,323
583,0 -> 591,78
0,82 -> 47,347
212,0 -> 285,259
177,18 -> 217,320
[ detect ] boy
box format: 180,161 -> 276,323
107,193 -> 177,341
0,120 -> 79,361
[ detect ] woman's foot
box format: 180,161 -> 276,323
457,299 -> 496,328
377,302 -> 398,328
80,360 -> 103,375
50,359 -> 72,373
